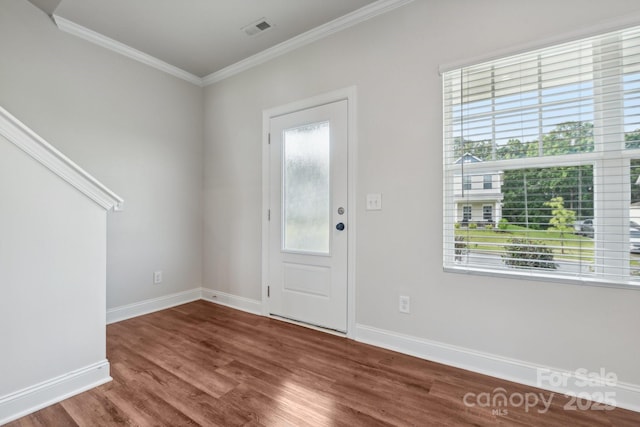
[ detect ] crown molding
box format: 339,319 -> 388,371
51,0 -> 413,87
52,15 -> 204,87
202,0 -> 414,85
0,106 -> 124,211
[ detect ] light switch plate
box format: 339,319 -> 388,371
399,295 -> 410,313
366,193 -> 382,210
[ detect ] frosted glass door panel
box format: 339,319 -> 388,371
283,121 -> 331,253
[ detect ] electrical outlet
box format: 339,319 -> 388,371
153,270 -> 163,284
399,295 -> 410,313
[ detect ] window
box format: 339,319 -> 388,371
483,205 -> 493,222
463,175 -> 472,190
462,205 -> 472,222
443,25 -> 640,286
483,174 -> 493,189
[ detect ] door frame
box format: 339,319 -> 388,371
261,87 -> 357,338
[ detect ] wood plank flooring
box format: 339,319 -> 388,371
7,300 -> 640,426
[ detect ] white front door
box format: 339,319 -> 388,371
268,100 -> 348,332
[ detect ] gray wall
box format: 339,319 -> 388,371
0,0 -> 204,309
203,0 -> 640,385
0,133 -> 108,398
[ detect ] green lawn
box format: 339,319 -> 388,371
455,224 -> 594,262
455,225 -> 640,276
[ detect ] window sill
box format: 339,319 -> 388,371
443,265 -> 640,291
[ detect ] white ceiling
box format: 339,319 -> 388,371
30,0 -> 405,82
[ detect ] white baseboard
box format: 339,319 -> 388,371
106,287 -> 202,324
200,288 -> 262,315
0,360 -> 111,425
106,287 -> 262,325
355,324 -> 640,413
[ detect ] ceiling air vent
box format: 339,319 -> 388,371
242,18 -> 273,36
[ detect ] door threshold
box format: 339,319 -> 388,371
269,314 -> 347,337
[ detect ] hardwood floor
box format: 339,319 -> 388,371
7,300 -> 640,426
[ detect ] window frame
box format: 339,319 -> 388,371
442,26 -> 640,290
462,205 -> 472,222
482,205 -> 493,222
483,174 -> 493,190
462,175 -> 472,190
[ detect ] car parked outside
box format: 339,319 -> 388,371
574,218 -> 594,237
631,227 -> 640,254
574,219 -> 640,253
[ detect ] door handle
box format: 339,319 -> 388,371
336,222 -> 345,231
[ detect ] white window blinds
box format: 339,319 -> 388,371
443,25 -> 640,286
